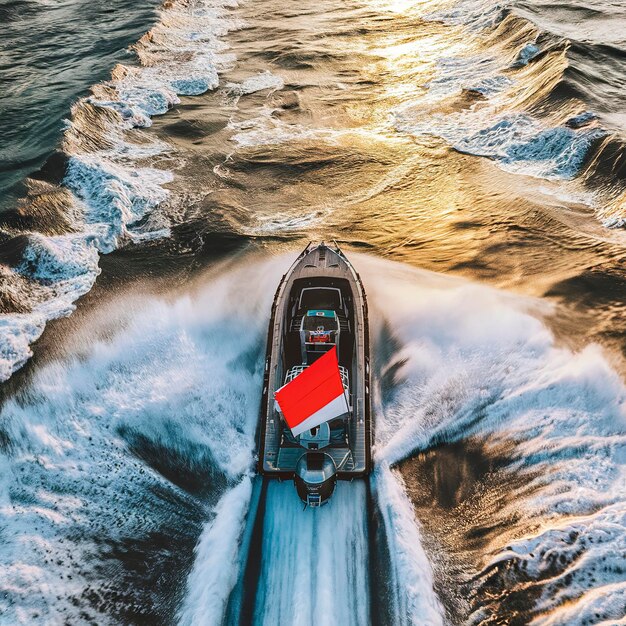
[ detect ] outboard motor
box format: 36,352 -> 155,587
294,452 -> 337,507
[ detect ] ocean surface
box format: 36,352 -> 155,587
0,0 -> 625,623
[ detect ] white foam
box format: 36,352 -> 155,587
4,250 -> 625,621
18,233 -> 100,289
535,580 -> 626,626
0,234 -> 101,381
372,464 -> 445,626
254,480 -> 370,626
357,253 -> 626,622
479,503 -> 626,626
178,476 -> 254,626
65,155 -> 174,253
0,313 -> 46,382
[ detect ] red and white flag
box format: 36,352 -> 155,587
275,346 -> 349,437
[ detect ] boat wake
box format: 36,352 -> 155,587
0,259 -> 275,623
0,252 -> 624,623
179,476 -> 255,626
0,0 -> 238,383
371,464 -> 445,626
361,253 -> 626,624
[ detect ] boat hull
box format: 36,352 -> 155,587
258,243 -> 372,486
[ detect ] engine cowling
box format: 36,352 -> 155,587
294,452 -> 337,507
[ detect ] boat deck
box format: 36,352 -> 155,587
258,243 -> 371,479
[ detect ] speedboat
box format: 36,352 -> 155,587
258,242 -> 372,506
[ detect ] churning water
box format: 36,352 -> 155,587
1,0 -> 625,623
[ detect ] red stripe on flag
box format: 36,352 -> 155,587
275,346 -> 345,430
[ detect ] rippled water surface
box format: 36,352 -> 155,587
1,0 -> 625,623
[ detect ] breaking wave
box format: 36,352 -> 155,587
360,253 -> 626,624
0,0 -> 239,383
391,0 -> 626,227
0,258 -> 275,623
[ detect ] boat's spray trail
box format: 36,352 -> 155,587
372,464 -> 445,626
178,476 -> 254,626
4,251 -> 623,623
0,257 -> 283,623
360,252 -> 626,623
252,480 -> 370,626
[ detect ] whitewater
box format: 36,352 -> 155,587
1,0 -> 626,623
1,251 -> 623,624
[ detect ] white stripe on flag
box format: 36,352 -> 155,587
290,392 -> 349,437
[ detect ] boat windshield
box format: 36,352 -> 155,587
299,288 -> 342,311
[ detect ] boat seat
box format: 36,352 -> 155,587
337,314 -> 350,333
290,314 -> 303,332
